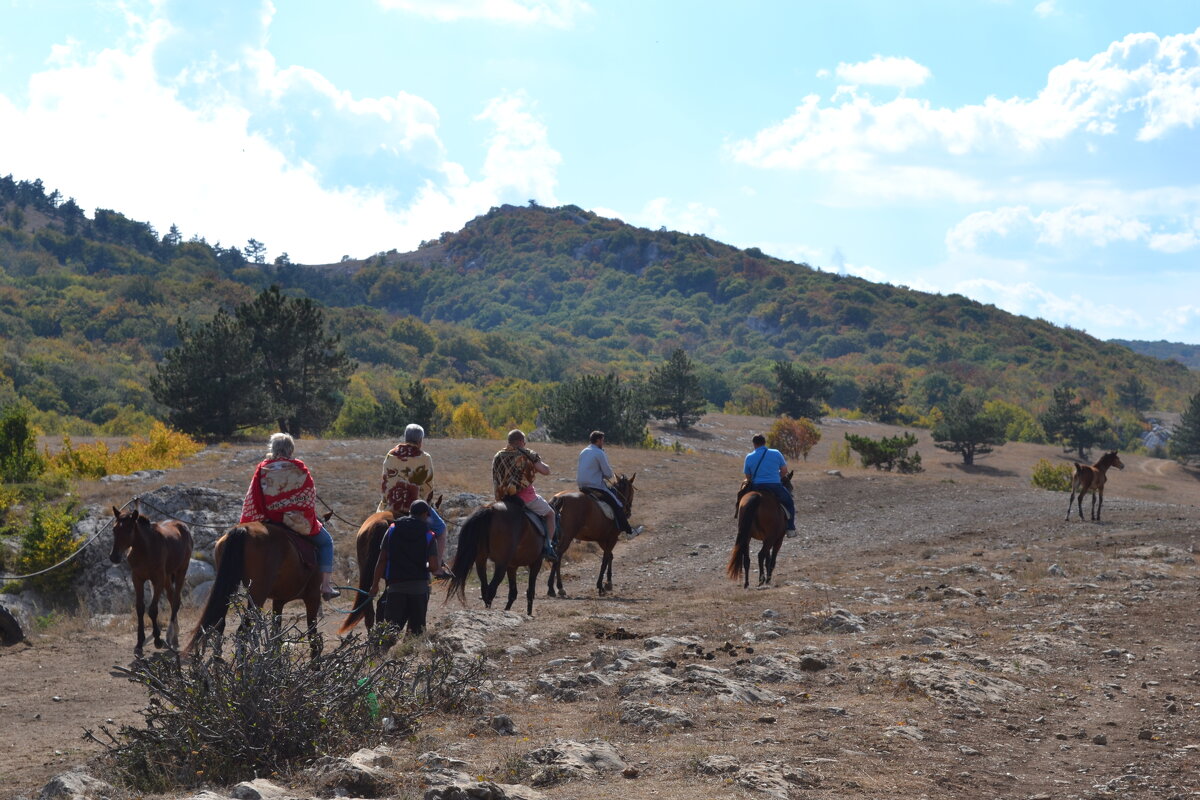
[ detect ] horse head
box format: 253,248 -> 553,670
110,505 -> 138,563
1103,451 -> 1124,471
782,470 -> 795,490
614,473 -> 636,514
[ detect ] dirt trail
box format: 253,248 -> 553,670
3,416 -> 1199,799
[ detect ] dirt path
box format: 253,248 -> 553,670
3,415 -> 1199,799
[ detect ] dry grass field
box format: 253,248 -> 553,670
3,413 -> 1200,799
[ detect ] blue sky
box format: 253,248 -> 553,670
2,1 -> 1199,343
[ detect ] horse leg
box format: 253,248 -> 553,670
133,577 -> 147,658
504,566 -> 519,611
765,540 -> 781,585
147,580 -> 165,649
483,563 -> 505,609
757,543 -> 768,587
546,560 -> 559,598
1094,489 -> 1102,521
166,567 -> 185,649
604,542 -> 614,592
303,595 -> 322,659
526,561 -> 541,616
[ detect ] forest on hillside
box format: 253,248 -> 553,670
1,175 -> 1196,444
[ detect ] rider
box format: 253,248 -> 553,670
743,433 -> 796,537
369,499 -> 439,639
577,430 -> 642,537
240,432 -> 340,599
378,423 -> 451,578
491,429 -> 558,562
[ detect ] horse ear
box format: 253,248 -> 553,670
112,506 -> 120,518
629,473 -> 636,484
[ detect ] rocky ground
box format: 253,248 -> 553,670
2,414 -> 1199,799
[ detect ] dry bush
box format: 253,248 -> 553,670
767,416 -> 821,461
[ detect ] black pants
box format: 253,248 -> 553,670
376,589 -> 430,636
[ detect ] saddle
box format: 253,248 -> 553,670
495,500 -> 558,544
735,480 -> 780,518
268,523 -> 317,573
581,487 -> 617,521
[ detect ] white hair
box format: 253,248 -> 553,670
404,423 -> 425,444
268,432 -> 295,459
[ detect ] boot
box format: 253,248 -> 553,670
321,573 -> 340,601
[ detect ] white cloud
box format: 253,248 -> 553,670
0,4 -> 564,262
1033,0 -> 1059,18
945,206 -> 1034,253
1148,228 -> 1200,253
834,55 -> 931,90
731,28 -> 1200,173
633,198 -> 721,237
946,203 -> 1192,254
376,0 -> 592,27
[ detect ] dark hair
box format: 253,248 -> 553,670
507,429 -> 525,445
589,431 -> 605,444
752,434 -> 766,447
409,500 -> 431,517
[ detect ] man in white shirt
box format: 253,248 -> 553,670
576,430 -> 641,537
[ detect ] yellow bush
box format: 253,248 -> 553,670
828,440 -> 853,468
449,403 -> 492,439
1031,458 -> 1073,492
14,503 -> 83,595
768,416 -> 821,461
45,424 -> 203,480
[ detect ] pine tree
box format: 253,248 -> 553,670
932,393 -> 1007,465
1039,384 -> 1103,460
647,349 -> 706,429
1170,391 -> 1200,465
773,361 -> 831,420
859,374 -> 904,423
542,373 -> 648,445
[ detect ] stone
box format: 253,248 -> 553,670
39,772 -> 117,800
522,739 -> 627,786
231,778 -> 292,800
310,749 -> 393,797
619,700 -> 694,730
817,608 -> 866,634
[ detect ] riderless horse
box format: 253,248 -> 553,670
110,506 -> 192,658
1066,450 -> 1123,522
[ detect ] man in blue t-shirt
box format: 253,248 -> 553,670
742,434 -> 796,535
369,500 -> 440,639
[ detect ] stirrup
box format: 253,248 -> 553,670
322,586 -> 341,600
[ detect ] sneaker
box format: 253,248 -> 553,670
322,586 -> 341,601
627,525 -> 644,538
785,529 -> 797,539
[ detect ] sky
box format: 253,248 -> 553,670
1,1 -> 1199,344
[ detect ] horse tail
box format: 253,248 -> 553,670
185,526 -> 247,654
446,506 -> 489,604
727,494 -> 758,580
337,523 -> 384,635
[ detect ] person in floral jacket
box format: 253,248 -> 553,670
378,424 -> 450,577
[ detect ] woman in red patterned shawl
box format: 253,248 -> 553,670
240,432 -> 339,600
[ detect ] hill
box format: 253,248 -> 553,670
1111,339 -> 1200,370
1,175 -> 1197,434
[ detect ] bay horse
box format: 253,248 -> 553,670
727,472 -> 794,589
445,501 -> 546,616
337,494 -> 442,635
1066,450 -> 1124,522
185,521 -> 323,656
546,474 -> 636,597
110,506 -> 193,658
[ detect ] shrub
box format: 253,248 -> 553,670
827,440 -> 853,468
13,502 -> 83,596
1031,458 -> 1073,492
44,424 -> 203,480
0,403 -> 45,483
845,432 -> 923,473
450,402 -> 492,438
88,597 -> 486,792
768,416 -> 821,461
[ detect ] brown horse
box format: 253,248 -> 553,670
110,506 -> 193,658
1066,450 -> 1124,522
337,494 -> 442,635
185,522 -> 322,655
546,474 -> 637,597
445,501 -> 545,616
727,472 -> 794,589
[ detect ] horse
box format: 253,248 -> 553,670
185,521 -> 323,656
546,474 -> 636,597
337,494 -> 442,635
109,506 -> 193,658
1066,450 -> 1124,522
445,501 -> 546,616
726,472 -> 794,589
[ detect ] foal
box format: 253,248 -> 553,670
1065,450 -> 1124,522
110,506 -> 192,657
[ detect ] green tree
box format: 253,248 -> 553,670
0,403 -> 45,483
1039,384 -> 1105,459
647,349 -> 706,429
397,378 -> 443,435
243,238 -> 267,264
932,393 -> 1007,465
1117,375 -> 1152,413
984,399 -> 1045,443
1170,391 -> 1200,465
844,431 -> 923,473
235,286 -> 356,436
859,374 -> 904,423
150,311 -> 265,438
773,361 -> 831,420
542,373 -> 648,445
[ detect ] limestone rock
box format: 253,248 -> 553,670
39,771 -> 116,800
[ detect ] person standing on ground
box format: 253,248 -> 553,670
368,500 -> 438,638
577,430 -> 642,537
378,423 -> 451,578
742,433 -> 796,537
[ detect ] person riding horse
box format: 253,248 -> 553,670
742,433 -> 796,537
492,429 -> 558,562
378,423 -> 452,578
239,432 -> 340,599
577,430 -> 642,538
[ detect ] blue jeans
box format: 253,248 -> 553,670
751,484 -> 795,530
314,525 -> 335,572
